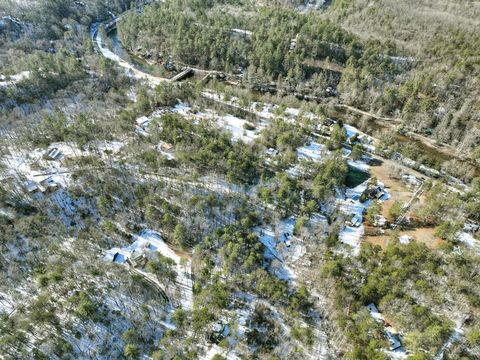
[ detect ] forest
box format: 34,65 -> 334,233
118,0 -> 479,162
0,0 -> 479,359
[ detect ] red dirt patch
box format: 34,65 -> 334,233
364,227 -> 443,250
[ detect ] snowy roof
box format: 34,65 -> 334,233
266,148 -> 278,157
374,215 -> 387,227
25,181 -> 38,192
136,116 -> 151,127
457,232 -> 477,248
367,303 -> 384,322
385,328 -> 402,350
46,148 -> 63,160
350,214 -> 363,227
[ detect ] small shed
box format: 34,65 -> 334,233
136,116 -> 151,129
39,177 -> 60,194
266,148 -> 278,157
323,117 -> 336,127
373,215 -> 387,228
45,148 -> 63,161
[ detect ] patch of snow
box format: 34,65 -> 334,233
434,328 -> 463,360
367,303 -> 384,323
221,114 -> 258,143
339,226 -> 364,254
297,142 -> 329,161
348,159 -> 370,172
0,292 -> 15,314
456,232 -> 477,248
255,227 -> 282,261
0,71 -> 30,87
399,235 -> 411,244
364,144 -> 376,153
230,28 -> 252,37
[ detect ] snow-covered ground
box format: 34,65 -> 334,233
202,345 -> 240,360
202,91 -> 380,160
136,101 -> 266,144
337,179 -> 390,255
256,226 -> 283,261
456,231 -> 480,254
2,141 -> 124,184
254,217 -> 307,281
348,158 -> 370,172
0,291 -> 15,314
297,142 -> 329,161
0,71 -> 30,87
434,327 -> 464,360
221,114 -> 261,143
399,234 -> 412,245
203,91 -> 388,258
344,124 -> 357,140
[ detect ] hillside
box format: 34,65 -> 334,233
0,1 -> 479,359
324,0 -> 480,156
117,0 -> 480,177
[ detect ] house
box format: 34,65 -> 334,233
136,116 -> 151,129
216,72 -> 226,81
38,177 -> 59,194
419,164 -> 440,178
374,187 -> 385,200
325,86 -> 337,96
266,148 -> 278,157
288,34 -> 299,51
323,117 -> 336,127
130,251 -> 148,267
164,59 -> 175,71
401,173 -> 422,188
283,232 -> 292,247
402,157 -> 416,168
385,327 -> 402,350
104,232 -> 168,266
289,38 -> 297,51
104,249 -> 129,264
111,252 -> 122,263
210,321 -> 230,344
464,221 -> 479,234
